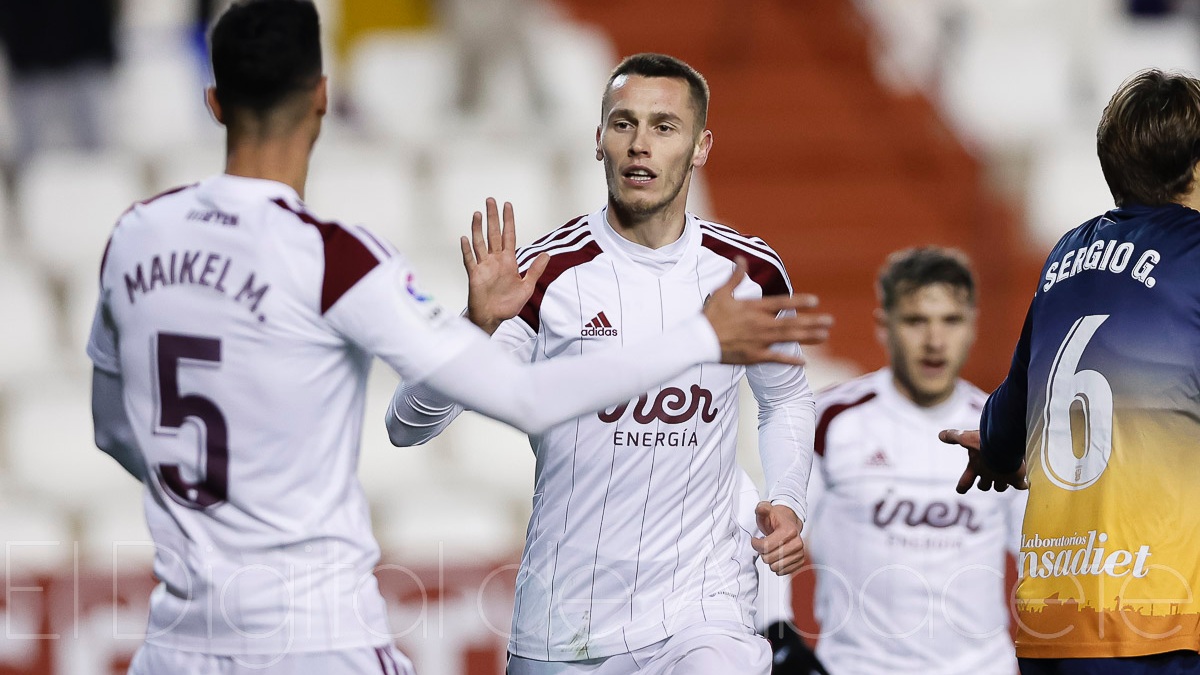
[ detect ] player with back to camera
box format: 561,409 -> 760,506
806,247 -> 1024,675
85,3 -> 827,673
387,52 -> 833,675
942,69 -> 1200,675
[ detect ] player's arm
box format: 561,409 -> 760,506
941,299 -> 1034,492
85,293 -> 146,483
337,259 -> 812,439
385,319 -> 533,447
746,334 -> 817,577
91,367 -> 147,482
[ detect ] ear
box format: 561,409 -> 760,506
314,76 -> 328,117
595,126 -> 603,161
873,307 -> 889,346
206,87 -> 225,125
693,129 -> 713,168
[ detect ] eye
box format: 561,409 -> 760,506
613,120 -> 633,131
656,124 -> 675,133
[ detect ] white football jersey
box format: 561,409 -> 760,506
86,175 -> 477,655
808,368 -> 1024,675
391,208 -> 815,660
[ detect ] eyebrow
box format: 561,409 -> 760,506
607,108 -> 686,125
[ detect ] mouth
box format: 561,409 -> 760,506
918,358 -> 947,375
622,166 -> 658,186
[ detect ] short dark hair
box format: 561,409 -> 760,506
603,53 -> 710,130
877,247 -> 976,312
1097,69 -> 1200,207
210,0 -> 322,115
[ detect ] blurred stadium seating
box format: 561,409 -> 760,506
1,0 -> 1195,672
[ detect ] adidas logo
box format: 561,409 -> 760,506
581,311 -> 619,337
865,450 -> 890,467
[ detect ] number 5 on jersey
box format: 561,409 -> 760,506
154,332 -> 229,509
1041,314 -> 1113,491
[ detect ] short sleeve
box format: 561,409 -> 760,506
86,293 -> 121,374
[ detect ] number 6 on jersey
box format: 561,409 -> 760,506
1041,314 -> 1113,491
154,332 -> 229,509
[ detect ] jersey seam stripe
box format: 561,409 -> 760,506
619,259 -> 652,630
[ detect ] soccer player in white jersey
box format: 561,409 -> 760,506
806,248 -> 1025,675
387,53 -> 830,675
85,5 -> 828,673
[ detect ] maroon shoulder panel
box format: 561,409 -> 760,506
700,233 -> 790,298
272,199 -> 384,314
814,392 -> 877,457
516,239 -> 604,333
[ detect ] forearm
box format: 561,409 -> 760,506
750,350 -> 816,522
758,400 -> 816,522
91,368 -> 147,483
421,314 -> 720,435
980,303 -> 1034,473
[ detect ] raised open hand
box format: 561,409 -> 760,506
460,198 -> 549,335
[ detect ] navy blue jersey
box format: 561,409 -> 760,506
982,203 -> 1200,658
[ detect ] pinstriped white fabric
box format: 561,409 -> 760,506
502,208 -> 814,662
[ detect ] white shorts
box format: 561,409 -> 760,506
506,621 -> 770,675
128,642 -> 415,675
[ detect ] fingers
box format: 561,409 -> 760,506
956,465 -> 977,494
485,198 -> 502,254
716,257 -> 748,297
460,235 -> 476,273
753,534 -> 806,575
939,428 -> 981,451
501,201 -> 517,251
470,210 -> 487,262
523,253 -> 550,287
754,502 -> 774,536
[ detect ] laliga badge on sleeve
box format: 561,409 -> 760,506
402,270 -> 450,325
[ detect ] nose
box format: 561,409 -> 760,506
925,324 -> 947,352
628,127 -> 650,156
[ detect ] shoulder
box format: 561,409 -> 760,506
102,183 -> 200,281
814,372 -> 881,457
515,215 -> 604,333
515,214 -> 601,273
694,217 -> 791,297
268,198 -> 398,314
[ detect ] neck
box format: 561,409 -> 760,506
223,131 -> 314,199
605,198 -> 688,249
1180,188 -> 1200,213
891,371 -> 955,408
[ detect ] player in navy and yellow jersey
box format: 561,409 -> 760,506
943,70 -> 1200,674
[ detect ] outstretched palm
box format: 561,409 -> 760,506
460,198 -> 549,335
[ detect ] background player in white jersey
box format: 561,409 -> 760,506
388,53 -> 830,675
85,4 -> 830,673
806,248 -> 1024,675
